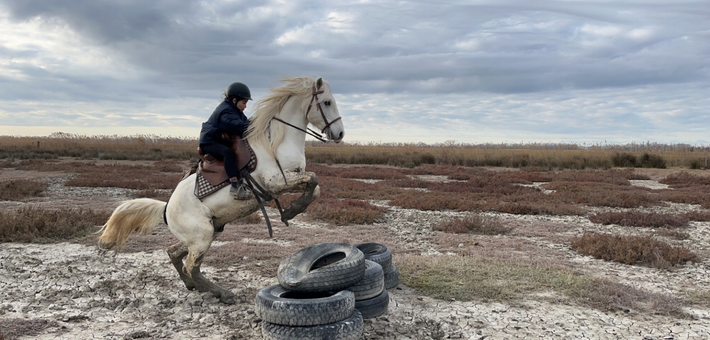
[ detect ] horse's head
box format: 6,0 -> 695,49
307,77 -> 344,143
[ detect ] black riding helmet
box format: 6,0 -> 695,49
227,82 -> 252,101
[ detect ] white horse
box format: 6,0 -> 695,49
97,76 -> 344,304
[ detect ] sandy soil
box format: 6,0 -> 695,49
1,166 -> 710,340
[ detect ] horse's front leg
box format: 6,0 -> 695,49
265,172 -> 320,224
280,173 -> 320,223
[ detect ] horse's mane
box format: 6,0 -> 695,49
245,76 -> 331,158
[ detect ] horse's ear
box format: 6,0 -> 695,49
316,77 -> 323,89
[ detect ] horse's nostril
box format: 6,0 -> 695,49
338,131 -> 343,140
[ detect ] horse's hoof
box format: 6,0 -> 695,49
220,292 -> 237,305
182,280 -> 198,291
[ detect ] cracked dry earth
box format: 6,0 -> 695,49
1,167 -> 710,339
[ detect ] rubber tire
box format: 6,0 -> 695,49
347,260 -> 384,301
278,243 -> 365,293
355,242 -> 393,273
261,310 -> 364,340
255,284 -> 355,326
355,289 -> 389,319
384,264 -> 399,289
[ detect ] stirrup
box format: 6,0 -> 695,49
231,182 -> 252,200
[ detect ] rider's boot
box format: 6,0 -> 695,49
230,178 -> 252,200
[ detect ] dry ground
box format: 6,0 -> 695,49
1,163 -> 710,339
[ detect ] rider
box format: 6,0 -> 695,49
199,82 -> 253,200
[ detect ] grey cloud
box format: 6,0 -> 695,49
0,0 -> 708,144
3,0 -> 709,96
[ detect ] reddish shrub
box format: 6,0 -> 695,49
318,176 -> 403,200
390,191 -> 492,212
654,228 -> 690,240
570,232 -> 698,269
589,212 -> 689,228
683,210 -> 710,222
497,202 -> 586,216
307,198 -> 388,225
660,172 -> 710,187
337,167 -> 408,180
0,179 -> 47,200
547,182 -> 661,208
553,169 -> 631,186
659,187 -> 710,209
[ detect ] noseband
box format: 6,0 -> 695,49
273,83 -> 341,143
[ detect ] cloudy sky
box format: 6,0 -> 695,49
0,0 -> 708,145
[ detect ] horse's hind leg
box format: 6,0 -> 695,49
183,235 -> 236,305
167,242 -> 202,291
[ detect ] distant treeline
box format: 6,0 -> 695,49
0,133 -> 708,169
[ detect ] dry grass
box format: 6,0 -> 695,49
305,143 -> 693,169
398,254 -> 686,316
566,276 -> 686,316
2,135 -> 709,168
589,211 -> 689,228
570,232 -> 699,269
0,179 -> 48,200
0,134 -> 197,161
683,289 -> 710,309
0,206 -> 110,243
399,254 -> 584,302
433,214 -> 512,235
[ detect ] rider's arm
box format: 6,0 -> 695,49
218,108 -> 250,137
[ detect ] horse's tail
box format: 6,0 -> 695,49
98,198 -> 166,251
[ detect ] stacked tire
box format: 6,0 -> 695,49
352,243 -> 399,319
255,242 -> 399,340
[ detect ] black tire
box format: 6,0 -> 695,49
255,284 -> 355,326
355,242 -> 393,273
278,243 -> 365,293
355,289 -> 389,319
261,309 -> 364,340
347,260 -> 384,301
384,264 -> 399,289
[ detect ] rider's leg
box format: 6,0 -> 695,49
201,142 -> 251,199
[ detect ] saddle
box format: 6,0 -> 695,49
197,133 -> 257,186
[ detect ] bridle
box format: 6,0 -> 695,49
273,83 -> 342,143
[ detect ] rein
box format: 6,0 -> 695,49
272,117 -> 328,143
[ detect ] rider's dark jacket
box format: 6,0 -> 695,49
199,99 -> 250,145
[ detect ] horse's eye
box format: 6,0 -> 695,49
324,100 -> 331,106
